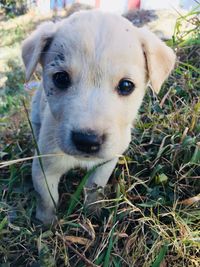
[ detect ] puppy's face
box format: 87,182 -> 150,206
22,11 -> 175,160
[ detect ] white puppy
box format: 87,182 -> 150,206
22,10 -> 176,224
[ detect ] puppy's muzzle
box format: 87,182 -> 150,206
71,130 -> 104,154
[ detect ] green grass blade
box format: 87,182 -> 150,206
22,99 -> 57,209
94,251 -> 105,265
103,227 -> 115,267
103,184 -> 120,267
66,167 -> 96,216
190,146 -> 200,164
151,243 -> 168,267
0,217 -> 8,231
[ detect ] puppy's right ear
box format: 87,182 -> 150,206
22,22 -> 56,81
138,27 -> 176,94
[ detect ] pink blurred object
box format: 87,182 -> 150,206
128,0 -> 141,10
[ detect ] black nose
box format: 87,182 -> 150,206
71,131 -> 103,154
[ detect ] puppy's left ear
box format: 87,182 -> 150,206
22,21 -> 56,81
139,27 -> 176,93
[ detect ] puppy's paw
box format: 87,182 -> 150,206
36,205 -> 57,225
84,186 -> 106,215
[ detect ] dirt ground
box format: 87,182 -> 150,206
124,8 -> 189,39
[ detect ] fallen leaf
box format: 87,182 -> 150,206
114,232 -> 128,238
178,195 -> 200,205
160,260 -> 168,267
64,235 -> 91,245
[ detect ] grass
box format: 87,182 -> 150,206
0,7 -> 200,267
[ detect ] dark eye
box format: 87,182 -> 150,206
52,71 -> 71,89
117,79 -> 135,96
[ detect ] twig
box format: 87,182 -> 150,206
65,240 -> 99,267
56,228 -> 99,267
0,153 -> 64,168
160,86 -> 173,108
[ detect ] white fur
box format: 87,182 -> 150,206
22,10 -> 176,224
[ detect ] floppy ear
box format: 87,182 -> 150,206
22,21 -> 56,81
139,27 -> 176,93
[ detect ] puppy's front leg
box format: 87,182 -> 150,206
84,158 -> 118,210
32,158 -> 63,224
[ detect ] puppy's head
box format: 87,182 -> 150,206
22,11 -> 175,160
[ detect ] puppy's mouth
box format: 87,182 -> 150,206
62,148 -> 103,160
57,142 -> 103,159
